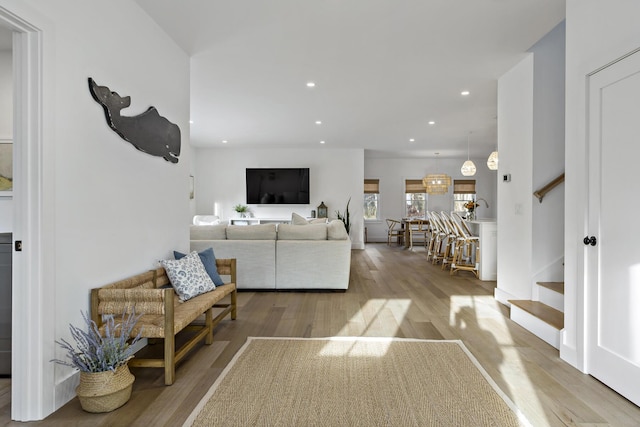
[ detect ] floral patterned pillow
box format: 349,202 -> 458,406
160,251 -> 216,301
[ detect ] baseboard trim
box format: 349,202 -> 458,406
54,371 -> 79,410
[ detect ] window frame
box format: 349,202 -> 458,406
364,178 -> 381,221
405,179 -> 428,218
453,179 -> 476,213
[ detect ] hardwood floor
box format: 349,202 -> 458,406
2,243 -> 640,426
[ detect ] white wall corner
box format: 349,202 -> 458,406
494,287 -> 518,306
560,331 -> 584,372
54,371 -> 79,410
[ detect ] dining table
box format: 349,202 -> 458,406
401,218 -> 429,249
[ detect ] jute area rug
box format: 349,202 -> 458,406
184,337 -> 530,427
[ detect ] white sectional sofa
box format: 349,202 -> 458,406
190,220 -> 351,290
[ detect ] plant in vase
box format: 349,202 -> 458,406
335,197 -> 351,234
233,204 -> 250,218
52,311 -> 141,413
464,200 -> 479,221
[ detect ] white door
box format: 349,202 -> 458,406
587,49 -> 640,406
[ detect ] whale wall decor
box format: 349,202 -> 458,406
88,78 -> 181,163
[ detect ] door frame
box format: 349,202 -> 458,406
584,47 -> 640,406
0,6 -> 51,421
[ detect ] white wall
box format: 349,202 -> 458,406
364,156 -> 497,242
496,54 -> 534,304
1,0 -> 191,418
193,147 -> 365,248
496,22 -> 565,304
563,0 -> 640,370
531,23 -> 566,283
0,50 -> 10,137
0,49 -> 12,231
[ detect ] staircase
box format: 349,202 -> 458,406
509,282 -> 564,349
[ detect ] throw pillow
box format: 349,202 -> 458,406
291,212 -> 309,225
160,251 -> 215,301
174,247 -> 224,286
328,219 -> 349,240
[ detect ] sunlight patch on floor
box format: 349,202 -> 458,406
321,299 -> 412,356
449,294 -> 546,425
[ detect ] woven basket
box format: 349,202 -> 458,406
76,364 -> 135,413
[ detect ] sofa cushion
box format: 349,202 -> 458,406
226,224 -> 277,240
174,247 -> 224,286
190,224 -> 227,240
328,220 -> 349,240
291,212 -> 309,225
291,213 -> 327,225
277,223 -> 327,240
160,251 -> 216,301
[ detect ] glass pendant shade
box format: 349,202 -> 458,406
461,160 -> 476,176
487,151 -> 499,170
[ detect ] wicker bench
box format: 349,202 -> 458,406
90,258 -> 237,385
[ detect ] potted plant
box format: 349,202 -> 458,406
464,200 -> 479,221
233,204 -> 250,218
52,311 -> 141,413
335,197 -> 351,234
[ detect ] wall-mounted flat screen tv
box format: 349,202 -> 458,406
246,168 -> 310,204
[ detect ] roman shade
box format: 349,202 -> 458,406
453,180 -> 476,194
364,179 -> 380,194
405,179 -> 425,194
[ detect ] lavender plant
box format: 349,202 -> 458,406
52,311 -> 142,373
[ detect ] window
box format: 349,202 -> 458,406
453,179 -> 476,212
364,179 -> 380,220
405,179 -> 427,218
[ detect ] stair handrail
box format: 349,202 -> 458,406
533,173 -> 565,203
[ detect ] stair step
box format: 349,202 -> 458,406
509,300 -> 564,330
537,281 -> 564,295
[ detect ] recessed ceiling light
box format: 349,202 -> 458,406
222,140 -> 228,144
428,121 -> 435,125
409,138 -> 415,142
461,90 -> 470,96
306,82 -> 316,88
320,140 -> 325,144
189,120 -> 194,124
315,120 -> 322,125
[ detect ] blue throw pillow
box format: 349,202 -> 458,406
174,247 -> 224,286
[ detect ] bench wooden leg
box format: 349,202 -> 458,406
164,332 -> 175,385
231,289 -> 237,320
205,307 -> 213,345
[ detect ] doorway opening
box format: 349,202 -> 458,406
0,6 -> 48,422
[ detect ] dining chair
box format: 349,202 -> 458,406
448,212 -> 480,277
386,219 -> 404,246
452,212 -> 475,237
426,212 -> 452,265
437,212 -> 462,271
407,218 -> 430,250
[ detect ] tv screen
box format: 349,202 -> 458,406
246,168 -> 310,204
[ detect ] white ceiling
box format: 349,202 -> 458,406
135,0 -> 565,159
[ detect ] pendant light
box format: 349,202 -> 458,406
487,151 -> 499,170
423,153 -> 451,195
461,132 -> 476,176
